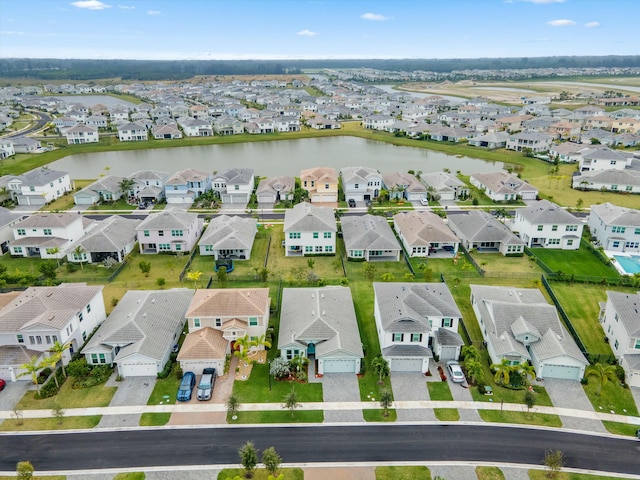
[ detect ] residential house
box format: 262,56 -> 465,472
117,122 -> 148,142
212,168 -> 255,204
278,286 -> 363,374
341,214 -> 401,261
11,137 -> 42,154
7,167 -> 72,206
512,200 -> 583,250
67,215 -> 140,264
256,176 -> 295,204
447,210 -> 525,256
180,118 -> 213,137
572,169 -> 640,194
393,211 -> 459,257
549,142 -> 586,163
470,285 -> 588,380
151,124 -> 182,140
578,147 -> 633,172
598,290 -> 640,387
0,284 -> 106,382
213,116 -> 244,135
82,289 -> 193,378
362,115 -> 396,131
588,203 -> 640,253
8,213 -> 89,259
164,168 -> 213,204
300,167 -> 338,203
85,115 -> 108,129
198,215 -> 257,260
136,211 -> 203,254
73,176 -> 125,205
179,288 -> 270,374
340,166 -> 382,203
470,171 -> 538,202
468,131 -> 509,149
129,170 -> 169,203
420,172 -> 469,201
0,207 -> 25,254
381,172 -> 427,202
283,202 -> 336,257
506,132 -> 553,152
307,117 -> 340,130
374,282 -> 464,372
0,141 -> 15,160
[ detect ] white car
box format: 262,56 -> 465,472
419,198 -> 429,206
446,361 -> 465,383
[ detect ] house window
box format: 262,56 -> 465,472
537,225 -> 543,231
171,230 -> 183,237
392,333 -> 404,342
567,239 -> 574,246
354,184 -> 359,189
36,336 -> 43,345
411,334 -> 422,342
87,304 -> 91,313
325,246 -> 333,253
612,241 -> 620,248
634,339 -> 640,350
324,184 -> 329,189
614,339 -> 619,350
249,317 -> 258,326
548,239 -> 560,245
234,184 -> 239,190
82,331 -> 87,341
551,225 -> 558,232
13,247 -> 22,254
78,312 -> 83,322
352,250 -> 363,257
194,318 -> 201,327
313,232 -> 319,239
611,185 -> 618,190
324,232 -> 331,239
158,230 -> 164,236
289,232 -> 300,239
566,225 -> 577,232
215,318 -> 221,327
443,318 -> 452,327
17,334 -> 24,344
305,246 -> 313,252
615,313 -> 619,322
158,243 -> 171,251
30,186 -> 35,192
17,228 -> 25,236
635,228 -> 640,235
143,230 -> 149,237
175,244 -> 181,251
205,245 -> 213,251
44,228 -> 52,236
286,349 -> 300,360
612,226 -> 625,234
315,246 -> 322,252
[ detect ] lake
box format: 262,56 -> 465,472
48,95 -> 137,109
49,136 -> 504,179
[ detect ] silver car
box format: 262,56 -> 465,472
446,361 -> 465,383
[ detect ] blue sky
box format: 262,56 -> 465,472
1,0 -> 638,60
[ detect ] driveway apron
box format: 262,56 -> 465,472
391,372 -> 436,421
320,373 -> 362,422
0,381 -> 30,423
445,369 -> 482,422
543,378 -> 606,433
630,386 -> 640,414
97,374 -> 155,428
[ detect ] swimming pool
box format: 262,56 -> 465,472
613,255 -> 640,275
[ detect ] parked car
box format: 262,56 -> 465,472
442,245 -> 455,252
446,361 -> 465,383
197,368 -> 217,401
420,198 -> 429,206
177,371 -> 196,402
0,378 -> 6,392
348,198 -> 356,208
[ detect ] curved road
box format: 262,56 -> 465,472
2,424 -> 639,474
1,110 -> 52,139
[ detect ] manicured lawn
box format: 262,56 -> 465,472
582,377 -> 639,416
139,413 -> 171,426
344,257 -> 412,282
470,252 -> 543,276
410,256 -> 482,278
478,410 -> 562,427
0,254 -> 116,284
362,409 -> 397,422
39,180 -> 92,211
528,471 -> 630,480
226,410 -> 323,423
0,415 -> 101,431
232,363 -> 323,403
113,473 -> 145,480
434,408 -> 460,421
15,380 -> 116,410
218,468 -> 304,480
0,476 -> 65,480
376,466 -> 432,480
531,246 -> 619,278
601,421 -> 640,437
147,369 -> 181,405
109,250 -> 191,290
476,466 -> 505,480
86,198 -> 137,211
427,381 -> 453,401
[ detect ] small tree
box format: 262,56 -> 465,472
52,404 -> 65,425
138,260 -> 151,277
461,345 -> 480,362
524,390 -> 536,414
364,263 -> 377,281
217,266 -> 228,287
261,447 -> 282,477
16,461 -> 34,480
18,356 -> 44,395
586,362 -> 618,396
283,388 -> 299,417
38,261 -> 57,281
307,258 -> 315,269
381,272 -> 395,282
371,355 -> 390,385
491,358 -> 513,386
238,441 -> 258,479
257,267 -> 270,283
270,357 -> 291,380
226,394 -> 239,418
73,245 -> 86,270
156,277 -> 166,289
379,389 -> 393,417
48,341 -> 70,378
185,269 -> 202,288
543,449 -> 565,479
465,360 -> 484,385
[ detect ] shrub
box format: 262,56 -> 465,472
615,365 -> 625,384
477,382 -> 486,395
67,358 -> 90,378
66,262 -> 79,273
174,366 -> 183,379
37,379 -> 60,399
157,360 -> 173,379
270,357 -> 290,380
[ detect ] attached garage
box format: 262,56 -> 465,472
311,194 -> 337,203
179,359 -> 224,376
18,196 -> 45,206
389,357 -> 423,372
118,360 -> 159,378
628,370 -> 640,388
222,193 -> 249,204
321,358 -> 358,374
539,363 -> 582,381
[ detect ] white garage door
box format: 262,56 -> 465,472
120,362 -> 157,377
390,358 -> 423,372
541,364 -> 581,380
0,366 -> 14,381
323,359 -> 356,373
179,360 -> 223,376
628,371 -> 640,388
439,346 -> 458,361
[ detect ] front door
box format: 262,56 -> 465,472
307,343 -> 315,355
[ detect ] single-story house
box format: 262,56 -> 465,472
341,214 -> 401,261
198,215 -> 257,260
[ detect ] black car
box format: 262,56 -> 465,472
348,199 -> 356,208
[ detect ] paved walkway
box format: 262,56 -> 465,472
97,374 -> 155,428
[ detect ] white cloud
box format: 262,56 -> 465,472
521,0 -> 566,3
1,31 -> 25,35
361,12 -> 389,21
71,0 -> 111,10
546,19 -> 576,26
585,21 -> 600,28
117,4 -> 135,9
296,29 -> 318,36
147,10 -> 161,15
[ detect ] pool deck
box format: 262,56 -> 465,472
608,251 -> 640,276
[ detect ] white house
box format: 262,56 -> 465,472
341,214 -> 401,261
598,290 -> 640,387
7,168 -> 72,206
66,215 -> 140,264
117,122 -> 148,142
588,203 -> 640,253
198,215 -> 257,260
382,172 -> 427,202
212,168 -> 255,204
164,168 -> 213,204
340,166 -> 382,203
447,210 -> 525,256
136,211 -> 203,254
283,202 -> 336,256
512,200 -> 583,250
420,172 -> 469,201
578,147 -> 633,173
470,171 -> 538,202
65,124 -> 99,144
506,132 -> 553,152
374,282 -> 464,372
9,213 -> 89,259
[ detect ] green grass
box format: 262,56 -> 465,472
476,466 -> 505,480
530,246 -> 620,278
0,476 -> 65,480
146,370 -> 181,405
478,410 -> 562,427
434,408 -> 460,421
139,413 -> 171,426
582,377 -> 639,416
376,466 -> 432,480
231,363 -> 323,403
40,179 -> 92,211
218,468 -> 304,480
0,415 -> 101,431
528,471 -> 631,480
470,252 -> 543,276
86,198 -> 137,211
113,473 -> 145,480
226,410 -> 324,423
427,381 -> 454,401
15,380 -> 116,410
601,421 -> 640,437
362,409 -> 397,422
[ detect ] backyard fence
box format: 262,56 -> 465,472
458,244 -> 486,276
107,258 -> 129,282
541,275 -> 588,354
178,248 -> 200,282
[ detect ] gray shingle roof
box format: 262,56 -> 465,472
199,215 -> 256,250
448,210 -> 525,245
136,210 -> 198,231
341,214 -> 400,252
393,211 -> 459,246
214,168 -> 254,185
590,203 -> 640,227
517,200 -> 579,225
284,202 -> 336,233
69,215 -> 140,253
606,290 -> 640,337
12,167 -> 67,187
13,213 -> 81,229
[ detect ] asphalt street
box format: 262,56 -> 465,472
2,424 -> 639,474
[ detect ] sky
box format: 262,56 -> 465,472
0,0 -> 638,60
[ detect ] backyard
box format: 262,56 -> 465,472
530,245 -> 620,279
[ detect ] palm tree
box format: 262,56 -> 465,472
233,335 -> 251,365
379,389 -> 393,417
249,334 -> 272,353
72,245 -> 86,270
18,355 -> 45,395
465,359 -> 484,385
48,246 -> 61,268
118,177 -> 136,198
461,345 -> 480,363
41,356 -> 60,388
491,358 -> 514,386
185,270 -> 202,289
519,362 -> 536,385
371,355 -> 390,385
48,341 -> 71,378
586,363 -> 618,395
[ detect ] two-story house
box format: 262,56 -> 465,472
178,288 -> 270,374
129,170 -> 169,204
7,167 -> 72,206
300,167 -> 338,203
374,282 -> 464,373
382,172 -> 427,202
136,211 -> 203,254
598,290 -> 640,387
65,124 -> 99,144
470,171 -> 538,202
0,284 -> 106,382
340,166 -> 382,203
212,168 -> 255,204
9,213 -> 90,259
283,202 -> 336,257
164,168 -> 213,204
588,203 -> 640,253
505,131 -> 553,152
578,147 -> 633,173
117,122 -> 148,142
512,200 -> 583,250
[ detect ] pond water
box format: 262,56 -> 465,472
49,136 -> 504,179
47,95 -> 137,108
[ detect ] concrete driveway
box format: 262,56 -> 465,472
320,373 -> 362,422
0,381 -> 30,422
441,361 -> 482,421
391,372 -> 435,421
97,374 -> 155,428
542,378 -> 606,433
631,386 -> 640,414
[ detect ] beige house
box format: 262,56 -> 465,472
300,167 -> 338,203
393,211 -> 459,257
